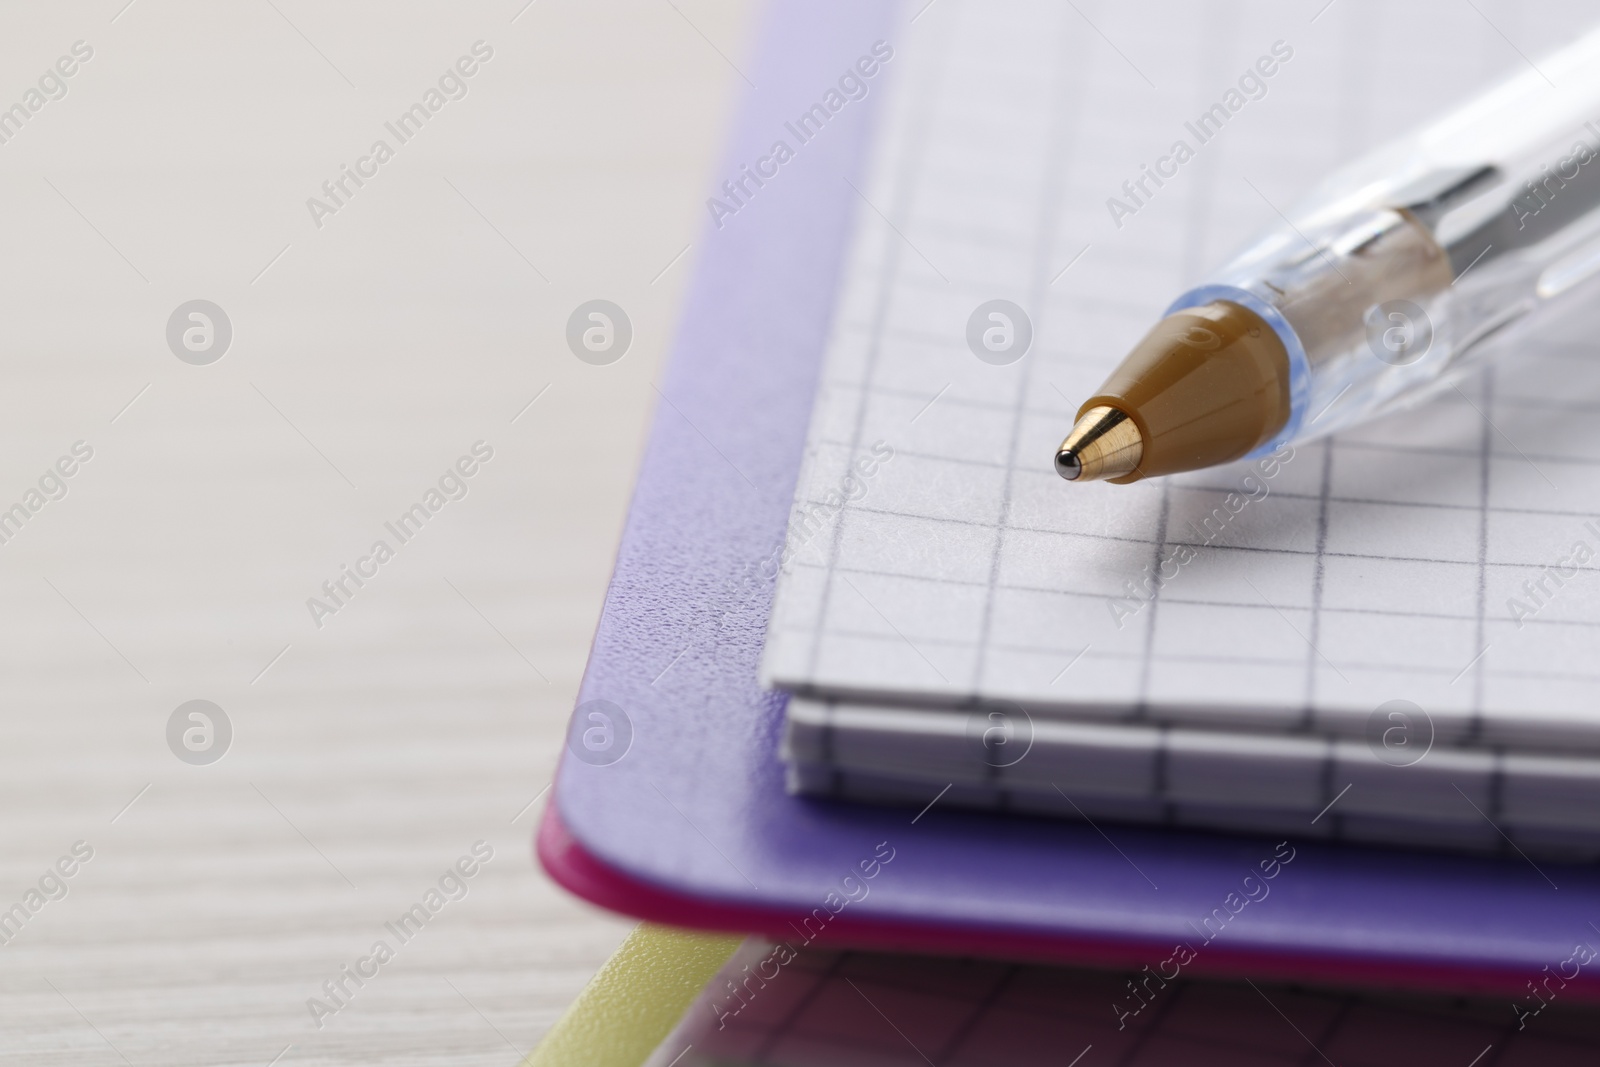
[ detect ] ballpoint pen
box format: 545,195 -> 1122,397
1057,24 -> 1600,483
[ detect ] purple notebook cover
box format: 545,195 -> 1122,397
538,0 -> 1600,1001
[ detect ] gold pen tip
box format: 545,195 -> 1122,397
1056,405 -> 1144,483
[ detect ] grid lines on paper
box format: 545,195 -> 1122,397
799,0 -> 954,685
762,0 -> 1600,752
676,943 -> 1600,1066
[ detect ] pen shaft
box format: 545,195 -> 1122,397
1176,24 -> 1600,448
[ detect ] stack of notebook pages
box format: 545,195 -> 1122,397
761,0 -> 1600,859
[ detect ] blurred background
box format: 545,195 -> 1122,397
0,1 -> 749,1063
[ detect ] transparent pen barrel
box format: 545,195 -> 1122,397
1174,23 -> 1600,445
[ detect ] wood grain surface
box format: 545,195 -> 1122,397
0,1 -> 750,1062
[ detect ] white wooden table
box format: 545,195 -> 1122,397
0,1 -> 749,1062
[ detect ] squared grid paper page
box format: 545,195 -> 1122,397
762,0 -> 1600,755
650,941 -> 1600,1066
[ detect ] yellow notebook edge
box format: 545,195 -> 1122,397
525,924 -> 743,1067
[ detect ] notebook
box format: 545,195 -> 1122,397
526,925 -> 741,1067
542,0 -> 1600,1002
760,0 -> 1600,854
647,937 -> 1600,1066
